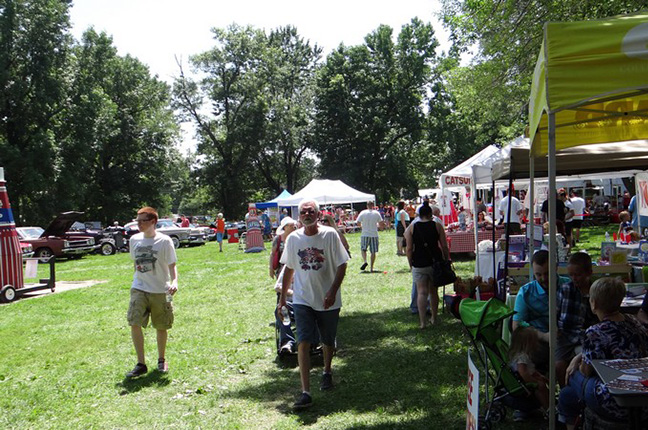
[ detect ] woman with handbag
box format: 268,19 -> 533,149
404,201 -> 450,329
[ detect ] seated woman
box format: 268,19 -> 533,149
558,277 -> 648,429
477,211 -> 492,229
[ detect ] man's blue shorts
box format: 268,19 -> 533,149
216,232 -> 223,243
293,304 -> 340,346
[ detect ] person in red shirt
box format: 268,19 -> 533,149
216,213 -> 225,252
180,215 -> 190,228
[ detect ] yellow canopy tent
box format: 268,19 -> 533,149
527,13 -> 648,429
529,12 -> 648,157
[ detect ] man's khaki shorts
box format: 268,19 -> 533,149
127,289 -> 174,330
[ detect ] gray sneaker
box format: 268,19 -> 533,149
293,392 -> 313,409
320,373 -> 333,391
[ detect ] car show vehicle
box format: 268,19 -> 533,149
123,218 -> 206,249
20,242 -> 34,258
68,222 -> 121,256
16,212 -> 99,262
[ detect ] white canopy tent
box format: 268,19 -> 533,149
276,179 -> 375,207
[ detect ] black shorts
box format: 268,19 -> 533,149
571,219 -> 582,228
564,222 -> 573,235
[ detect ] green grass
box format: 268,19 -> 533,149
0,227 -> 607,429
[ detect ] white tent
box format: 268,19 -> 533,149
276,179 -> 375,206
439,145 -> 500,191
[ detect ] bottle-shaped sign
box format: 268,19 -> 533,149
0,167 -> 24,291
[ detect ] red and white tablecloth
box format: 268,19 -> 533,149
447,229 -> 506,254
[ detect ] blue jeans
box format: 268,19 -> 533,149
558,370 -> 605,425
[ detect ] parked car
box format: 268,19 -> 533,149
16,212 -> 99,262
68,222 -> 119,256
190,223 -> 215,241
20,242 -> 34,258
124,218 -> 206,249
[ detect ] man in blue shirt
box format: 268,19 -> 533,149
513,250 -> 582,386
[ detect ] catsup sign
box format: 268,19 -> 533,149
443,176 -> 471,186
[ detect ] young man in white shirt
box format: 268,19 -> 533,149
569,190 -> 587,243
279,199 -> 348,409
126,207 -> 178,378
499,191 -> 523,234
356,201 -> 383,272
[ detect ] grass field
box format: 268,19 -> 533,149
0,227 -> 607,429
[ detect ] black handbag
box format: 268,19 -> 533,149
432,259 -> 457,287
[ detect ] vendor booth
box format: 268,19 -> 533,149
255,189 -> 293,228
277,179 -> 375,208
526,12 -> 648,425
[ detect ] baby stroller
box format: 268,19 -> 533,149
459,298 -> 540,429
274,294 -> 324,364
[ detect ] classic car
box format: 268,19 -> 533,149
20,242 -> 34,258
190,223 -> 216,241
16,212 -> 99,262
124,218 -> 206,249
68,222 -> 119,256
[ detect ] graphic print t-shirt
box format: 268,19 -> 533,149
280,226 -> 349,310
130,232 -> 177,293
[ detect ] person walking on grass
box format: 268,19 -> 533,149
279,199 -> 348,409
126,207 -> 178,378
356,201 -> 383,272
216,213 -> 225,252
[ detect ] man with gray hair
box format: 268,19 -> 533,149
279,199 -> 349,409
356,201 -> 383,272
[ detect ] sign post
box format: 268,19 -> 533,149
466,352 -> 480,430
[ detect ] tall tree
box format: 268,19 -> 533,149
0,0 -> 72,223
439,0 -> 648,145
253,26 -> 321,195
55,29 -> 180,225
314,18 -> 438,201
174,25 -> 267,219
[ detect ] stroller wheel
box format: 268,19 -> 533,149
488,402 -> 506,423
478,415 -> 491,430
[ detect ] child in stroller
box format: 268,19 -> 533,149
459,298 -> 544,427
509,327 -> 550,413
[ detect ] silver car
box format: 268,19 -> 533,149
124,219 -> 206,248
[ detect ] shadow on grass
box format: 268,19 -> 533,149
224,307 -> 469,428
116,370 -> 171,395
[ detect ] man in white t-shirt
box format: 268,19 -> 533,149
569,189 -> 587,243
499,192 -> 523,234
356,201 -> 383,272
126,207 -> 178,378
279,199 -> 349,409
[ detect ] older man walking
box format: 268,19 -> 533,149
356,201 -> 383,272
279,199 -> 349,409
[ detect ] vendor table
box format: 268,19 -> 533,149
446,228 -> 506,254
591,359 -> 648,430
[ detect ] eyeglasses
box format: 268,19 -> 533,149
300,209 -> 316,215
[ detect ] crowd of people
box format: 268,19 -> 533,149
121,191 -> 648,422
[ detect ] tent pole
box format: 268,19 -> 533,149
503,173 -> 513,300
492,180 -> 496,281
529,157 -> 535,281
472,167 -> 480,277
548,112 -> 557,430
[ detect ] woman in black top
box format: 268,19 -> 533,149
404,202 -> 450,329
